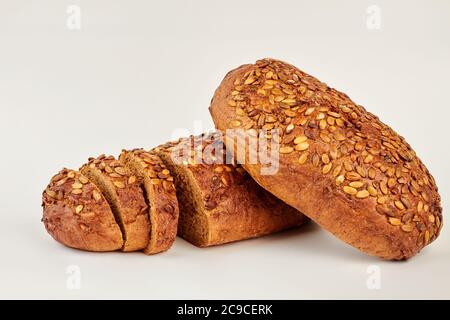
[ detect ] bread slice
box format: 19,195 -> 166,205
154,133 -> 308,247
119,149 -> 179,254
80,155 -> 149,252
42,168 -> 123,251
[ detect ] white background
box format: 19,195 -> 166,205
0,0 -> 449,299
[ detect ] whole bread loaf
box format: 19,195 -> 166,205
209,58 -> 443,259
154,133 -> 308,247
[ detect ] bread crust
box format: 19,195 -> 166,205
209,58 -> 443,259
155,133 -> 308,247
80,155 -> 149,252
119,150 -> 179,255
42,168 -> 123,251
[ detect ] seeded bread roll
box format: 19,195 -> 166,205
119,150 -> 179,254
154,133 -> 307,247
42,168 -> 123,251
80,155 -> 150,252
209,58 -> 443,260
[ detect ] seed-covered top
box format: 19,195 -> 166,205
222,58 -> 442,246
86,154 -> 139,190
119,149 -> 176,196
155,133 -> 250,211
42,168 -> 111,230
156,132 -> 247,175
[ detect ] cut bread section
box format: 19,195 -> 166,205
119,149 -> 179,254
42,168 -> 123,251
154,133 -> 308,247
80,155 -> 149,252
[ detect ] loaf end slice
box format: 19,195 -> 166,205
209,58 -> 443,260
42,168 -> 123,251
80,155 -> 149,252
155,133 -> 308,247
119,149 -> 179,254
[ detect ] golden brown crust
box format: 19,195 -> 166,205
209,58 -> 443,259
80,155 -> 149,252
119,149 -> 179,255
42,168 -> 123,251
155,133 -> 307,247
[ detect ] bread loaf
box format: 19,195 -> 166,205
42,168 -> 123,251
154,133 -> 308,247
42,143 -> 305,253
80,155 -> 150,252
209,58 -> 443,259
119,149 -> 179,254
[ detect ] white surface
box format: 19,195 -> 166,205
0,0 -> 449,299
